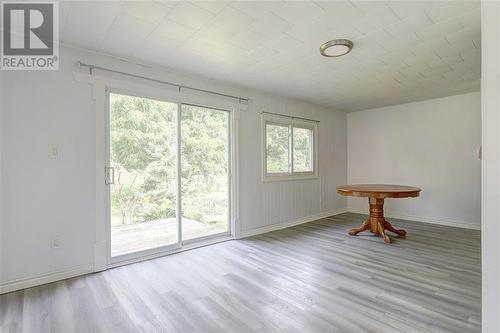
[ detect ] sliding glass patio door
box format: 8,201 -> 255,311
180,104 -> 230,242
107,93 -> 230,260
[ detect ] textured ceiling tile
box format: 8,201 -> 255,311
409,36 -> 449,55
70,1 -> 122,15
461,48 -> 481,62
248,12 -> 293,38
246,46 -> 280,60
351,44 -> 388,61
265,34 -> 306,54
403,52 -> 440,67
224,54 -> 260,67
62,3 -> 120,51
351,5 -> 400,34
461,69 -> 480,81
351,1 -> 389,13
192,25 -> 231,45
62,0 -> 481,112
425,1 -> 479,23
446,26 -> 480,45
435,40 -> 475,59
398,64 -> 427,77
416,17 -> 462,41
377,49 -> 415,65
353,29 -> 394,45
110,14 -> 157,39
384,13 -> 432,37
227,30 -> 268,50
209,6 -> 254,33
382,33 -> 421,53
314,1 -> 364,23
190,1 -> 229,14
122,1 -> 171,25
99,28 -> 144,59
180,39 -> 226,62
154,1 -> 179,9
457,7 -> 481,28
386,1 -> 434,19
132,36 -> 180,62
167,2 -> 215,29
428,55 -> 463,69
229,1 -> 284,19
272,1 -> 325,23
154,19 -> 196,43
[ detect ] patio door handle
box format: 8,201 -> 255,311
105,166 -> 115,185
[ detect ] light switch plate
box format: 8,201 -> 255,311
51,236 -> 60,250
49,145 -> 60,159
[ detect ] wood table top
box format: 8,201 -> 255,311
336,184 -> 421,199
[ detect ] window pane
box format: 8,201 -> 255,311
266,123 -> 289,173
181,104 -> 229,240
109,93 -> 178,256
293,127 -> 313,172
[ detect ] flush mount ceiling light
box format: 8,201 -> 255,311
320,39 -> 354,57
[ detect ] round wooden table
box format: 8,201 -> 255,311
336,184 -> 421,243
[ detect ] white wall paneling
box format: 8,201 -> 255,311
347,92 -> 481,229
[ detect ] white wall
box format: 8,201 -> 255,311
0,46 -> 347,286
347,92 -> 481,229
0,66 -> 3,283
481,2 -> 500,332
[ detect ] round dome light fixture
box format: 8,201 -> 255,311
320,39 -> 354,57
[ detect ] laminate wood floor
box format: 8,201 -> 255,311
0,213 -> 481,333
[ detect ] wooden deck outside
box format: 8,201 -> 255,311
111,218 -> 227,256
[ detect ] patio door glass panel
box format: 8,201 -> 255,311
180,104 -> 230,241
109,92 -> 179,257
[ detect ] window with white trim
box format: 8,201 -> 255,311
262,113 -> 318,181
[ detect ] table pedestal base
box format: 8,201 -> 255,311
348,197 -> 406,243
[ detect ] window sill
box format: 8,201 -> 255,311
262,174 -> 319,182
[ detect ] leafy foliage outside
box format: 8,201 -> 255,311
266,124 -> 289,173
293,127 -> 313,172
181,104 -> 229,227
266,124 -> 313,174
110,94 -> 229,229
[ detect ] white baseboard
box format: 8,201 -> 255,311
0,264 -> 94,295
347,209 -> 480,230
239,208 -> 348,238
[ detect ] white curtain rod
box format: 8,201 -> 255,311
77,61 -> 249,104
261,111 -> 320,123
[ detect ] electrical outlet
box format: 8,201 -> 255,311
49,145 -> 60,159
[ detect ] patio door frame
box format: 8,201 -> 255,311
87,72 -> 244,271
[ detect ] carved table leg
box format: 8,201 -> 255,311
347,197 -> 407,243
376,219 -> 391,244
383,220 -> 407,237
348,218 -> 370,235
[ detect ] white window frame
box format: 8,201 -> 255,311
261,113 -> 318,182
